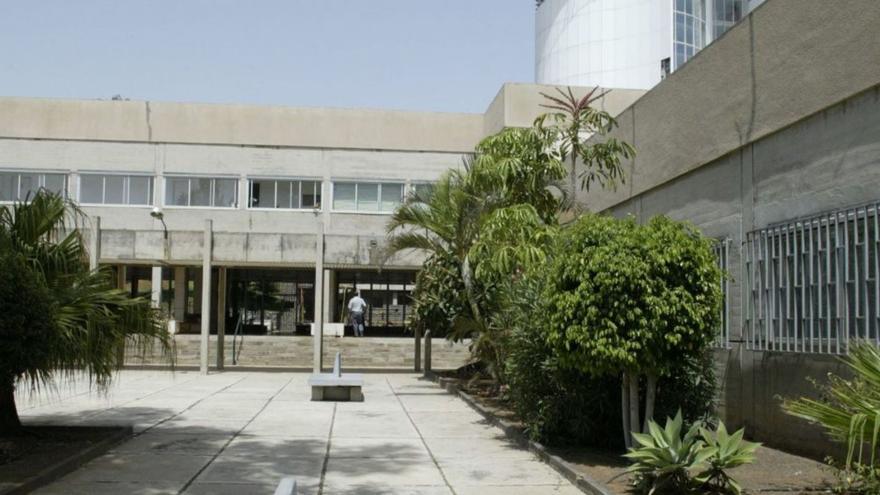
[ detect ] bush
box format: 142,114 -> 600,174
504,271 -> 718,449
783,343 -> 880,493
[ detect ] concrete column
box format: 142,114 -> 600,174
322,269 -> 336,324
151,266 -> 162,309
313,221 -> 324,373
216,267 -> 227,370
200,220 -> 213,375
116,265 -> 126,290
116,264 -> 127,366
173,267 -> 186,321
89,216 -> 100,271
414,327 -> 421,372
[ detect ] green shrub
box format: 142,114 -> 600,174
783,343 -> 880,493
541,213 -> 723,445
504,271 -> 718,449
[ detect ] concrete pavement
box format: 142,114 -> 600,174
16,371 -> 581,494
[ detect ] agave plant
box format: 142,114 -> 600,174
696,422 -> 760,494
626,410 -> 759,494
625,410 -> 716,494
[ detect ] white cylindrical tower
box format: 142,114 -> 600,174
535,0 -> 672,90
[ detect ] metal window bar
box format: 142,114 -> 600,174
712,238 -> 731,348
745,201 -> 880,353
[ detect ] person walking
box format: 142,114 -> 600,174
347,291 -> 367,337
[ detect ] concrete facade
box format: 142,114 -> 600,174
0,84 -> 643,372
578,0 -> 880,457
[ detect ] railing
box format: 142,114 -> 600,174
713,238 -> 731,348
744,202 -> 880,353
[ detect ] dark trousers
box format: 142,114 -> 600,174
350,312 -> 365,337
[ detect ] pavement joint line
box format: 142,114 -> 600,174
176,375 -> 294,495
19,372 -> 201,415
316,402 -> 338,495
137,374 -> 249,436
386,377 -> 457,495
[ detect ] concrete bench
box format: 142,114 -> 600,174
308,352 -> 364,401
274,477 -> 297,495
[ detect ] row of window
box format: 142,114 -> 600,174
0,171 -> 433,213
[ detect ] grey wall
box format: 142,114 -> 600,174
600,70 -> 880,460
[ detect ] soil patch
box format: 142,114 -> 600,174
0,426 -> 129,493
437,372 -> 836,494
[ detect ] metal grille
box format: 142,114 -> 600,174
745,202 -> 880,353
713,238 -> 731,348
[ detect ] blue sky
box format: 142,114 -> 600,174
0,1 -> 535,113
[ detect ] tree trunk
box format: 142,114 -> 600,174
629,373 -> 640,448
621,372 -> 631,449
0,377 -> 22,435
643,373 -> 658,433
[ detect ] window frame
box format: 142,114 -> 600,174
331,180 -> 406,215
0,169 -> 69,203
77,172 -> 155,207
162,174 -> 239,209
246,177 -> 323,211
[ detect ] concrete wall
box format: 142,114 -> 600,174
0,97 -> 484,153
128,335 -> 473,371
483,83 -> 645,136
579,0 -> 880,213
575,0 -> 880,458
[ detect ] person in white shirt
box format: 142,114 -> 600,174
347,292 -> 367,337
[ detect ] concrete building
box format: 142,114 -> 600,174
535,0 -> 766,89
0,83 -> 643,371
579,0 -> 880,457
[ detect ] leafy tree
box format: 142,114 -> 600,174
537,87 -> 635,197
0,252 -> 56,432
388,87 -> 636,379
543,214 -> 722,448
0,191 -> 170,435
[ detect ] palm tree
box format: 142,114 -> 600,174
0,191 -> 170,434
387,128 -> 566,378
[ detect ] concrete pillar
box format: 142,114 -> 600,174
173,267 -> 186,321
116,265 -> 126,290
414,326 -> 421,372
322,269 -> 336,324
200,220 -> 212,375
313,221 -> 324,373
151,266 -> 163,309
216,267 -> 227,370
89,216 -> 100,271
116,264 -> 127,366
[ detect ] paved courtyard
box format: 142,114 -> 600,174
16,371 -> 581,494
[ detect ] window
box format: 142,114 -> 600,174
164,176 -> 238,208
409,183 -> 435,201
79,174 -> 154,205
332,182 -> 403,213
745,202 -> 880,354
0,171 -> 67,202
249,179 -> 322,209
